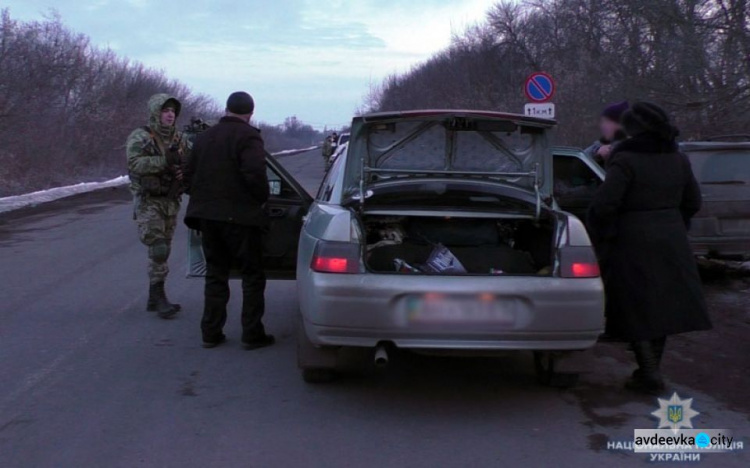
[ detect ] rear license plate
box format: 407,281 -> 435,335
403,295 -> 515,327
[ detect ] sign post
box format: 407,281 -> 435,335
524,72 -> 556,119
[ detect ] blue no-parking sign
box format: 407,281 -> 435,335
524,72 -> 555,103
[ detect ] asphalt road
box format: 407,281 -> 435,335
1,149 -> 748,467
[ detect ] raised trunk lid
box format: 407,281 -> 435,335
343,110 -> 556,216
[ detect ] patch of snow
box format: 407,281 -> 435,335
272,146 -> 318,156
0,146 -> 319,214
0,176 -> 130,214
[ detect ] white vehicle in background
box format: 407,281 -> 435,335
329,141 -> 348,166
336,132 -> 350,147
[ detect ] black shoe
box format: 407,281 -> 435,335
202,335 -> 227,349
242,335 -> 275,350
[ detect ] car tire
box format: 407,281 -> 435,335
302,368 -> 336,384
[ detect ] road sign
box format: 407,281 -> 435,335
524,72 -> 555,103
524,103 -> 555,119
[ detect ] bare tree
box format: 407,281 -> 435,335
371,0 -> 750,145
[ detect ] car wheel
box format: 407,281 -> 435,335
302,368 -> 336,384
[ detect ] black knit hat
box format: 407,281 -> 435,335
226,91 -> 255,115
621,101 -> 679,140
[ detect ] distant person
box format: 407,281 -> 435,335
183,91 -> 275,350
587,102 -> 712,394
321,135 -> 334,165
584,101 -> 629,166
126,94 -> 190,319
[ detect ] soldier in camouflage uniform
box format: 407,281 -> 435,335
126,94 -> 191,319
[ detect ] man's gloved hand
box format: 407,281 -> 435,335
166,144 -> 182,166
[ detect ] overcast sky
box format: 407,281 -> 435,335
7,0 -> 495,129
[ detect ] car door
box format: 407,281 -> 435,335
187,153 -> 313,280
552,148 -> 604,222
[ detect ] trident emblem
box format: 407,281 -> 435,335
668,405 -> 683,424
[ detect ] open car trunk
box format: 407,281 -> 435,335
362,214 -> 556,276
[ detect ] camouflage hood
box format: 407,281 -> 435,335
147,93 -> 182,134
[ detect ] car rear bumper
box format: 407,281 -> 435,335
298,272 -> 605,351
690,236 -> 750,259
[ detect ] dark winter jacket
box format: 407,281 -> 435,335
587,134 -> 712,341
583,130 -> 627,167
183,116 -> 270,229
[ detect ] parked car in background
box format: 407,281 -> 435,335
555,138 -> 750,259
329,141 -> 348,167
336,132 -> 350,147
681,137 -> 750,259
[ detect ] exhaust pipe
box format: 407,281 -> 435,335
374,345 -> 389,368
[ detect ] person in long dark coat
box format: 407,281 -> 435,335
587,102 -> 712,394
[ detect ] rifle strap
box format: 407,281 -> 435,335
142,126 -> 181,156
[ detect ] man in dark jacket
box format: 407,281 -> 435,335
587,102 -> 712,394
183,91 -> 275,350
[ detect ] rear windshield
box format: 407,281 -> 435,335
686,150 -> 750,185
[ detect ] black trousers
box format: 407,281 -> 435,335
199,220 -> 266,343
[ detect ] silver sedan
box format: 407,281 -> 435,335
188,110 -> 605,385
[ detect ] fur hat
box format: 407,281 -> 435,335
621,101 -> 679,141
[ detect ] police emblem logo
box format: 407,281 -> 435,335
667,405 -> 683,424
652,393 -> 699,433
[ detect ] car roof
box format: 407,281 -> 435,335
680,141 -> 750,152
356,109 -> 556,127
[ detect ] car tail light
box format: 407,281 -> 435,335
559,247 -> 601,278
570,262 -> 600,278
310,241 -> 361,274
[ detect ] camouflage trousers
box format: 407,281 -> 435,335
133,196 -> 180,285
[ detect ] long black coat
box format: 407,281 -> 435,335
183,116 -> 270,229
587,135 -> 712,341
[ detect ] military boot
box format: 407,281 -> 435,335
626,341 -> 665,395
147,282 -> 181,313
147,282 -> 179,319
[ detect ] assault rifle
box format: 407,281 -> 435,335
183,117 -> 211,142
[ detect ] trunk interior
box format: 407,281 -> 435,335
362,214 -> 556,276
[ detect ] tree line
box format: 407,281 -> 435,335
0,11 -> 326,197
366,0 -> 750,146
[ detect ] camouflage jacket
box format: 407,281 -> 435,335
126,94 -> 191,198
